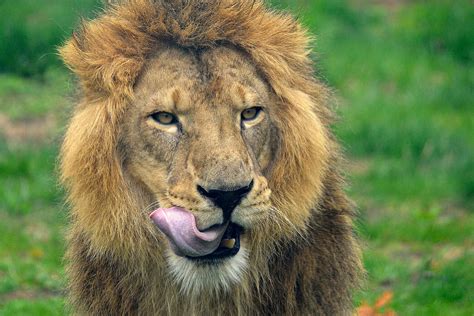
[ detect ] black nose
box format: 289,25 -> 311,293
197,180 -> 253,221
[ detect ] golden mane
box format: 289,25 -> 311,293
60,1 -> 362,314
61,0 -> 332,250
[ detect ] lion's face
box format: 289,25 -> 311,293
121,44 -> 277,292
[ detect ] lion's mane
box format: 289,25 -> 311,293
60,0 -> 362,314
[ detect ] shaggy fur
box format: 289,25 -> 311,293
60,0 -> 362,315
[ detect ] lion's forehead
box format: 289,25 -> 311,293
134,45 -> 269,115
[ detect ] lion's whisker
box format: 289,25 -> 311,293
143,201 -> 161,214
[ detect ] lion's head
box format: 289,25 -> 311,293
59,1 -> 357,311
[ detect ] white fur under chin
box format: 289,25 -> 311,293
166,247 -> 249,297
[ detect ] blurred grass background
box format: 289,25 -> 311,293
0,0 -> 472,314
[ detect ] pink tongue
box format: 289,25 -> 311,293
149,207 -> 228,257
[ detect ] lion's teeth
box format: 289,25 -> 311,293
220,238 -> 236,249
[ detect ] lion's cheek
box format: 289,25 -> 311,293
230,205 -> 271,232
242,117 -> 274,173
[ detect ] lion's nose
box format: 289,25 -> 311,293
197,180 -> 253,221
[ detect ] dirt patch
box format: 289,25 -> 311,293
351,0 -> 407,12
0,289 -> 62,302
382,243 -> 424,268
25,222 -> 52,243
0,114 -> 56,143
374,0 -> 406,9
350,159 -> 372,176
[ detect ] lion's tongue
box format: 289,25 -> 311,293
149,207 -> 228,257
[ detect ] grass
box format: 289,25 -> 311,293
0,0 -> 473,315
0,0 -> 101,77
0,143 -> 61,215
0,70 -> 73,120
0,144 -> 66,315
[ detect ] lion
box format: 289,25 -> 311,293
59,0 -> 362,314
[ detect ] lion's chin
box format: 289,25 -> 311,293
166,246 -> 249,297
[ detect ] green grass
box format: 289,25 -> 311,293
0,0 -> 101,77
0,0 -> 473,315
0,70 -> 73,120
0,143 -> 66,315
1,298 -> 64,316
0,210 -> 65,294
0,143 -> 61,215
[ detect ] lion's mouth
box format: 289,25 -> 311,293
149,207 -> 242,260
187,223 -> 242,262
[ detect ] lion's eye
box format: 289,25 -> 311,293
241,107 -> 262,122
150,112 -> 178,125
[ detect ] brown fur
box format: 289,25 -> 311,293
60,0 -> 363,315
